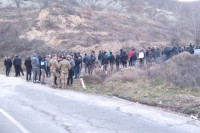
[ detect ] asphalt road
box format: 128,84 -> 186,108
0,75 -> 199,133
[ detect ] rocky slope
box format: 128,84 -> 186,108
0,0 -> 198,56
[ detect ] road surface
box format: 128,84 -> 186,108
0,75 -> 199,133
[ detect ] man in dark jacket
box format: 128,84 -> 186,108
115,52 -> 121,71
109,52 -> 115,71
25,57 -> 32,81
98,51 -> 103,68
83,54 -> 89,73
130,51 -> 137,67
5,57 -> 12,76
121,51 -> 128,68
102,53 -> 109,75
4,57 -> 7,70
74,56 -> 82,78
18,56 -> 24,76
13,55 -> 21,77
88,55 -> 96,75
155,48 -> 161,64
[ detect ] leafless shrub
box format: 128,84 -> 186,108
150,52 -> 200,87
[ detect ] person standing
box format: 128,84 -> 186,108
109,52 -> 115,71
74,56 -> 82,78
121,51 -> 128,68
40,57 -> 47,84
24,57 -> 32,81
13,55 -> 21,77
88,55 -> 96,75
4,57 -> 7,70
49,54 -> 60,88
98,51 -> 103,68
83,54 -> 89,73
139,50 -> 145,67
18,56 -> 24,76
31,53 -> 40,83
59,57 -> 71,89
129,50 -> 134,66
131,50 -> 137,67
67,55 -> 75,86
115,52 -> 121,71
102,53 -> 109,75
5,57 -> 12,77
155,48 -> 161,64
46,55 -> 51,77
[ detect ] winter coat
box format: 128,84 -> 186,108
109,54 -> 115,64
68,59 -> 75,68
6,59 -> 12,68
139,52 -> 144,59
155,50 -> 161,57
102,56 -> 109,65
98,52 -> 103,60
116,54 -> 121,66
74,58 -> 82,67
31,56 -> 40,69
83,55 -> 89,65
13,56 -> 21,66
24,58 -> 32,69
129,50 -> 133,58
121,52 -> 128,62
131,52 -> 137,61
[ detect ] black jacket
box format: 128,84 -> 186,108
98,52 -> 103,60
131,52 -> 137,61
102,55 -> 109,65
5,59 -> 12,68
121,53 -> 128,62
25,58 -> 32,69
75,59 -> 82,67
13,56 -> 21,66
109,54 -> 115,64
116,54 -> 121,65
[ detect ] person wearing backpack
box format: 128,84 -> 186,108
40,57 -> 47,84
31,53 -> 40,83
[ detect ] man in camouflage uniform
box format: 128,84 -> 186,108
49,54 -> 61,88
59,56 -> 71,89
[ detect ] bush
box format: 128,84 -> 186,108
150,52 -> 200,87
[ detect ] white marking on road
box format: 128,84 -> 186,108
0,108 -> 30,133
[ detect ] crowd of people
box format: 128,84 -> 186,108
3,44 -> 197,89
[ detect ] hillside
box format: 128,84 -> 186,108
0,0 -> 199,56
